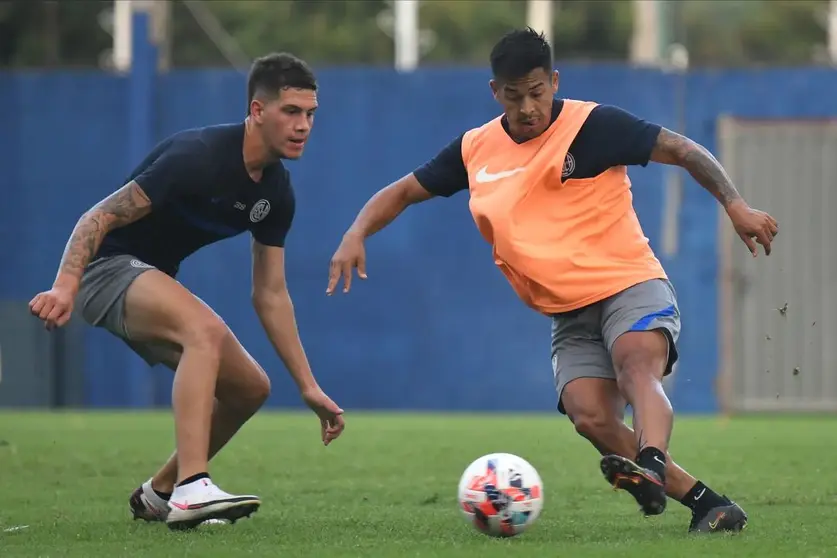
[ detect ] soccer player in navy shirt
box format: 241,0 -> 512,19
29,53 -> 345,530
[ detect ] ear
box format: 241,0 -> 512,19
489,79 -> 500,101
551,70 -> 559,94
249,99 -> 265,123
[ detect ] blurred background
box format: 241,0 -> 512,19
1,0 -> 836,417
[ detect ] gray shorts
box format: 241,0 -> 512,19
550,278 -> 680,414
76,254 -> 173,367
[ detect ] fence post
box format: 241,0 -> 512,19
125,2 -> 157,408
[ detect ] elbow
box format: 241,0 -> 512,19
252,287 -> 289,313
78,210 -> 109,231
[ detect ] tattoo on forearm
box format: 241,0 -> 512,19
58,182 -> 152,278
651,128 -> 742,207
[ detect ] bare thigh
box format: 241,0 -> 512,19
122,270 -> 270,402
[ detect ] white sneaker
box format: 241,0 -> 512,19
166,477 -> 260,530
129,478 -> 170,522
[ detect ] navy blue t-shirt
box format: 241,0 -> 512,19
413,100 -> 662,197
96,123 -> 295,276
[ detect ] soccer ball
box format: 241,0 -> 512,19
457,452 -> 544,537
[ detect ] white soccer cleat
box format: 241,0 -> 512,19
165,478 -> 261,531
129,479 -> 170,522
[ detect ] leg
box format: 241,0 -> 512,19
145,332 -> 270,495
611,330 -> 673,455
122,270 -> 264,529
130,337 -> 268,523
75,255 -> 261,529
561,378 -> 695,500
561,378 -> 747,533
594,279 -> 747,531
601,279 -> 681,487
122,271 -> 231,483
552,303 -> 665,512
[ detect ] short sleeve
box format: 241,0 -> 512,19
579,105 -> 662,168
131,142 -> 208,205
412,134 -> 470,197
250,175 -> 295,248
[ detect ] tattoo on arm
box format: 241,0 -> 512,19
58,182 -> 152,280
650,128 -> 742,208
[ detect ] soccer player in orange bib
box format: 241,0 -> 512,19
327,28 -> 777,534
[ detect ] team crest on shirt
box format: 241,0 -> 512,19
562,153 -> 576,178
249,199 -> 271,223
129,259 -> 154,269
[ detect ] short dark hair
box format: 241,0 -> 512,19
490,27 -> 552,82
247,52 -> 317,108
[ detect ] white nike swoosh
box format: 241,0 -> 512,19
475,166 -> 526,183
694,488 -> 706,500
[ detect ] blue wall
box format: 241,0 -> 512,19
2,62 -> 836,413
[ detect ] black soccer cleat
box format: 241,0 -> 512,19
689,497 -> 748,534
600,454 -> 667,516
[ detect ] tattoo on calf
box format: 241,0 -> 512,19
637,428 -> 648,454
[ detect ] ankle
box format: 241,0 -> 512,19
637,446 -> 667,482
680,480 -> 727,513
177,472 -> 211,488
150,478 -> 175,496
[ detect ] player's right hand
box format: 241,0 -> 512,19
327,232 -> 367,295
301,386 -> 345,446
29,287 -> 75,330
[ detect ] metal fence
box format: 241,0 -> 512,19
717,117 -> 837,413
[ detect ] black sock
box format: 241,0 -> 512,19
636,447 -> 667,482
680,481 -> 727,514
177,472 -> 210,488
153,488 -> 172,501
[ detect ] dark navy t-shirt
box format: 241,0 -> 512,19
96,123 -> 295,277
413,100 -> 662,197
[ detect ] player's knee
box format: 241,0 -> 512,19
220,364 -> 271,414
185,318 -> 230,355
571,409 -> 618,444
247,368 -> 271,409
570,408 -> 618,440
615,358 -> 665,395
616,358 -> 657,390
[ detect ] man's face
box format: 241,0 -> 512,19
490,68 -> 558,142
251,87 -> 318,159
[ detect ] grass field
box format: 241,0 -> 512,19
1,412 -> 835,558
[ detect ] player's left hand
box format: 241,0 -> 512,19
727,200 -> 778,257
301,386 -> 345,446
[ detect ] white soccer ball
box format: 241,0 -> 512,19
457,452 -> 544,537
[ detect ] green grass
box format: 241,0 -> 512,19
0,412 -> 836,557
